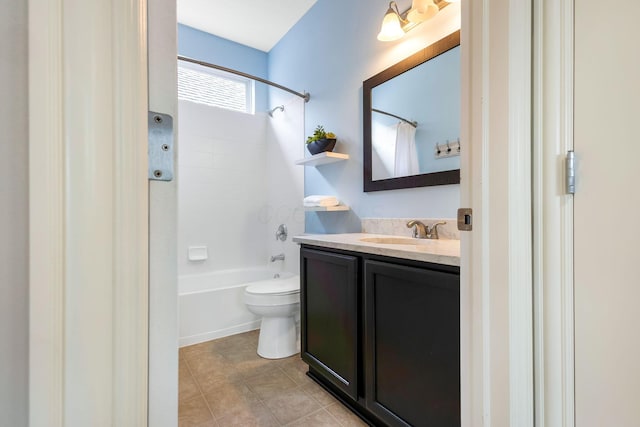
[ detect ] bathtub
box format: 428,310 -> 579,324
179,267 -> 297,347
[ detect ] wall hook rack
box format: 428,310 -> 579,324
434,138 -> 460,159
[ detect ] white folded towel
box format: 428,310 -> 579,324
303,195 -> 339,207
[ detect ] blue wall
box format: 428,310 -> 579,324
178,24 -> 269,112
268,0 -> 461,233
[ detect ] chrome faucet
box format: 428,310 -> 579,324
270,253 -> 285,262
406,220 -> 446,239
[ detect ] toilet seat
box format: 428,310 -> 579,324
245,276 -> 299,296
244,276 -> 300,306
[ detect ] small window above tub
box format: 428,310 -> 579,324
178,61 -> 255,114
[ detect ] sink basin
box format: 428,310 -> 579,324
359,237 -> 423,245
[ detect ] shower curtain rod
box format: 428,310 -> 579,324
178,55 -> 310,103
372,108 -> 418,128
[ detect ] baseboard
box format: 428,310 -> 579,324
179,320 -> 261,347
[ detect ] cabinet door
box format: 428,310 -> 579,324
301,247 -> 359,400
364,260 -> 460,427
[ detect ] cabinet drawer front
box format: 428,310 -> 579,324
364,259 -> 460,427
301,247 -> 359,400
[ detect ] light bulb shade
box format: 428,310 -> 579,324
377,7 -> 405,41
407,0 -> 439,23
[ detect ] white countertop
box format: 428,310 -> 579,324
292,233 -> 460,267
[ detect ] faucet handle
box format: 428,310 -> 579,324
275,224 -> 288,241
427,221 -> 447,239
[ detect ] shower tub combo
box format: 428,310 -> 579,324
179,267 -> 299,347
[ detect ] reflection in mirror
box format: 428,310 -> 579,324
363,30 -> 460,192
371,46 -> 460,179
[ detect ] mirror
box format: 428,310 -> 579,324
363,30 -> 460,192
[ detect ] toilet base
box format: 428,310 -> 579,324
257,315 -> 298,359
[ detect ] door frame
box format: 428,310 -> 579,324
532,0 -> 575,425
461,0 -> 535,425
147,0 -> 179,424
26,0 -> 541,425
28,0 -> 149,424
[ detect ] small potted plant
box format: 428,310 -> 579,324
306,125 -> 337,155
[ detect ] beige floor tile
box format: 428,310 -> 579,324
179,359 -> 191,377
215,401 -> 279,427
244,368 -> 298,399
300,381 -> 338,407
181,340 -> 222,359
213,345 -> 254,361
325,403 -> 368,427
236,359 -> 281,380
262,386 -> 322,425
180,331 -> 354,427
186,351 -> 233,377
215,330 -> 259,352
178,395 -> 215,427
203,380 -> 260,419
279,358 -> 309,385
179,370 -> 202,403
286,408 -> 343,427
195,367 -> 244,394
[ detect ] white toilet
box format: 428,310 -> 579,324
243,274 -> 300,359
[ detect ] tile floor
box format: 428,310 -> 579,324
179,330 -> 368,427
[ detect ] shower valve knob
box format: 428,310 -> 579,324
275,224 -> 288,241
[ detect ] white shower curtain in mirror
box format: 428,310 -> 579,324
394,121 -> 419,177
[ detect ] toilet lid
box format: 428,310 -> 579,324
245,276 -> 300,296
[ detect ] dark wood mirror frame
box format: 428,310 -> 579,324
363,30 -> 461,192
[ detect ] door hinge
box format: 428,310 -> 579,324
457,208 -> 472,231
566,150 -> 575,194
148,111 -> 174,181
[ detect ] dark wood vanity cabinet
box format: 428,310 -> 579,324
300,245 -> 460,427
364,260 -> 460,427
300,247 -> 360,400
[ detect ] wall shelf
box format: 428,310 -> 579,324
304,205 -> 350,212
295,152 -> 349,167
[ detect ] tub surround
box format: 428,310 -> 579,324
292,233 -> 459,266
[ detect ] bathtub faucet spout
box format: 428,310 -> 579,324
270,253 -> 285,262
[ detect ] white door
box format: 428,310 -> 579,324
574,1 -> 640,424
28,0 -> 150,424
148,0 -> 179,425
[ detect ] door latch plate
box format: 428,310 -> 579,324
457,208 -> 473,231
148,111 -> 174,181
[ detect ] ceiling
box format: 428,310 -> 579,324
177,0 -> 318,52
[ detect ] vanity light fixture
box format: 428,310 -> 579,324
377,2 -> 406,42
407,0 -> 439,23
377,0 -> 454,42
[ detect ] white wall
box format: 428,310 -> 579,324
0,0 -> 29,424
265,95 -> 306,275
178,100 -> 269,277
